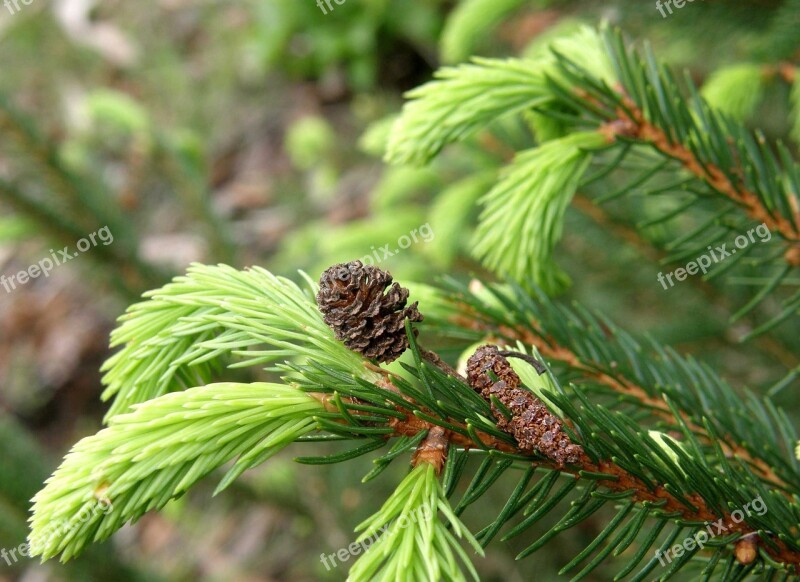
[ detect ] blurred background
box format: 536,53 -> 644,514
0,1 -> 798,580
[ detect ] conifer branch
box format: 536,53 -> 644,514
472,317 -> 789,492
599,97 -> 800,259
386,25 -> 800,332
347,463 -> 483,582
100,263 -> 377,421
408,422 -> 800,569
310,360 -> 800,572
570,192 -> 800,370
425,279 -> 800,494
28,263 -> 800,579
29,383 -> 325,561
324,353 -> 800,573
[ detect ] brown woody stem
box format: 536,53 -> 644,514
453,311 -> 790,493
418,345 -> 467,382
411,425 -> 449,474
596,94 -> 800,263
310,378 -> 800,572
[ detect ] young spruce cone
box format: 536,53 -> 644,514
466,345 -> 583,465
317,261 -> 423,363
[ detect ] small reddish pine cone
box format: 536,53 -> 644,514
466,345 -> 583,465
317,261 -> 423,364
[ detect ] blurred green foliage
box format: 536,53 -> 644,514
0,1 -> 798,580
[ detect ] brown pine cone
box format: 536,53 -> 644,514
316,261 -> 423,363
466,345 -> 584,465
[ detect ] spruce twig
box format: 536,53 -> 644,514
450,302 -> 793,493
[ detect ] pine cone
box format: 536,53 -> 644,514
317,261 -> 423,363
466,345 -> 584,465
